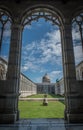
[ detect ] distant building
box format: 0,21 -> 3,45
58,78 -> 64,95
0,57 -> 7,80
76,61 -> 83,80
42,73 -> 51,83
55,61 -> 83,95
19,73 -> 37,97
0,57 -> 83,96
0,57 -> 37,97
55,78 -> 64,95
36,73 -> 55,94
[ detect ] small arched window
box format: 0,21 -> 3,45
72,13 -> 83,66
0,10 -> 11,59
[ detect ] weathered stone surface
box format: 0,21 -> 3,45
0,0 -> 83,123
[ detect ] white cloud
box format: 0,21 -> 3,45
74,45 -> 83,65
21,65 -> 28,72
21,26 -> 83,75
2,22 -> 11,38
24,22 -> 42,30
50,70 -> 62,82
24,25 -> 32,30
72,25 -> 80,41
3,29 -> 11,38
34,77 -> 42,83
46,29 -> 60,43
21,61 -> 40,72
21,29 -> 62,72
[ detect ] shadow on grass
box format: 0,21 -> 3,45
59,100 -> 65,105
40,104 -> 48,106
49,94 -> 64,98
26,94 -> 65,99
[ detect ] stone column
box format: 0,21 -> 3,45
60,19 -> 80,123
0,22 -> 23,123
7,22 -> 23,80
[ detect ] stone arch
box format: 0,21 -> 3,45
71,6 -> 83,20
0,6 -> 13,21
20,4 -> 65,96
0,1 -> 83,124
71,7 -> 83,60
20,4 -> 77,124
21,4 -> 64,28
0,7 -> 12,57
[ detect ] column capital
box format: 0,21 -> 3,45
60,17 -> 72,31
60,22 -> 72,32
64,17 -> 72,24
11,22 -> 23,31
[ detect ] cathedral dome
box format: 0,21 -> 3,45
42,73 -> 51,83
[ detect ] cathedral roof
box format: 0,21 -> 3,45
43,73 -> 50,80
42,73 -> 51,83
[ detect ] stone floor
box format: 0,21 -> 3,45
0,118 -> 83,130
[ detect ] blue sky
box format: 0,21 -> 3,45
21,18 -> 63,83
0,17 -> 83,83
21,18 -> 83,83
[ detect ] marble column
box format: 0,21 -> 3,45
60,20 -> 80,123
0,22 -> 23,123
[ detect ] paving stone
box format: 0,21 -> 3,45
0,119 -> 83,130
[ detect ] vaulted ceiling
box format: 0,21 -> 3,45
14,0 -> 76,4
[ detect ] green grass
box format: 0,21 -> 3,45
26,94 -> 64,98
19,101 -> 65,118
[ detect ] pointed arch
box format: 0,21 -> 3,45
21,4 -> 64,28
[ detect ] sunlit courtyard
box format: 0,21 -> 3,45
19,100 -> 65,118
0,0 -> 83,127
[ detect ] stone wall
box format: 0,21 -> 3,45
19,74 -> 37,97
36,83 -> 55,94
76,61 -> 83,80
0,57 -> 37,97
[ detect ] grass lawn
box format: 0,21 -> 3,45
19,101 -> 65,118
26,94 -> 64,98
